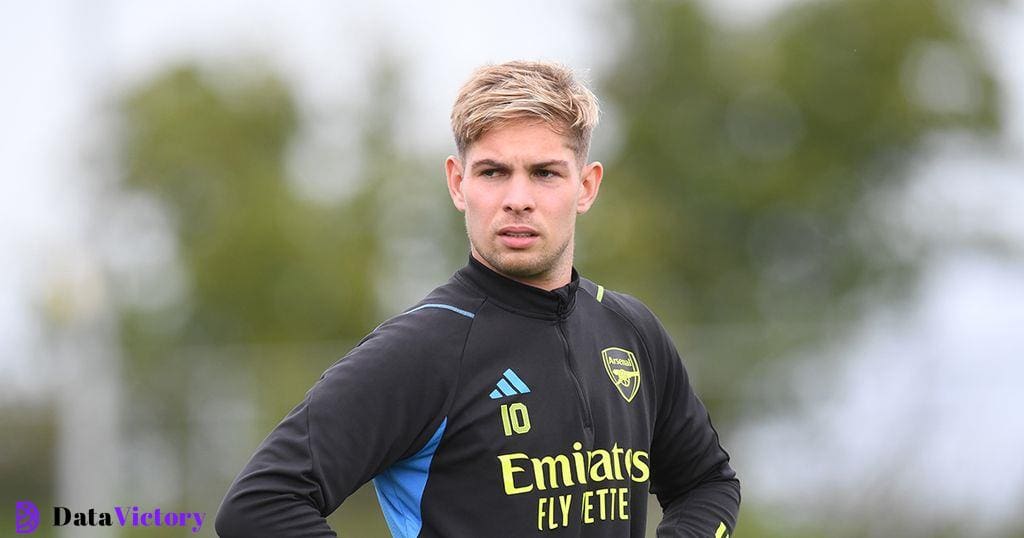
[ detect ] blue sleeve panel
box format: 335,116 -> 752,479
373,418 -> 448,538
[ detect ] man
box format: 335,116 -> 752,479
216,61 -> 740,537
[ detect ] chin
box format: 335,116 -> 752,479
497,257 -> 541,276
488,251 -> 548,279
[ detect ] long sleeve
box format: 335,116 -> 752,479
215,307 -> 471,537
215,396 -> 337,537
642,308 -> 741,537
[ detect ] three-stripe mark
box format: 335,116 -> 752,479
489,369 -> 531,399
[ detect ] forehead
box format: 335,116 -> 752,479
465,120 -> 576,163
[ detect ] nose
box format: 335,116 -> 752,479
502,172 -> 535,214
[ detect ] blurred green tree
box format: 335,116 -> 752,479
585,0 -> 999,424
119,65 -> 379,358
110,58 -> 436,535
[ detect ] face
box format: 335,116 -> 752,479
446,120 -> 602,290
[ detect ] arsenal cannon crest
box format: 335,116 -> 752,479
601,347 -> 641,402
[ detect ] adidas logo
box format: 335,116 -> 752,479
489,369 -> 531,399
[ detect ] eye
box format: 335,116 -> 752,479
481,169 -> 503,178
535,169 -> 558,179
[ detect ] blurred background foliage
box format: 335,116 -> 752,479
5,0 -> 1017,536
587,0 -> 999,424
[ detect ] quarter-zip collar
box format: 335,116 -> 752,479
456,255 -> 578,319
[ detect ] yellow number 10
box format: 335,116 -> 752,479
499,403 -> 531,436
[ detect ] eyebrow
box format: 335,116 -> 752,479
470,159 -> 510,172
469,159 -> 571,172
529,160 -> 570,170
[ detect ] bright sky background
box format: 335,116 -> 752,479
2,0 -> 1023,531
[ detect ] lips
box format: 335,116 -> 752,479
497,226 -> 539,249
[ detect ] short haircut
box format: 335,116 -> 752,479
451,61 -> 600,164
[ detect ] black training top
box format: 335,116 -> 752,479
216,257 -> 740,537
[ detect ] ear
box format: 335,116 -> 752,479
576,161 -> 603,214
445,155 -> 467,212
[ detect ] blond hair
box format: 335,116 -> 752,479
451,61 -> 600,163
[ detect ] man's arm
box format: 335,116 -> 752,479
215,308 -> 469,537
215,395 -> 339,537
634,302 -> 741,537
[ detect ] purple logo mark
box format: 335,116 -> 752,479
15,501 -> 40,534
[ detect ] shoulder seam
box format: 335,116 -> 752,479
406,303 -> 476,319
366,297 -> 479,338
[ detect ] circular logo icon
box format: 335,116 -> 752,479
15,501 -> 40,534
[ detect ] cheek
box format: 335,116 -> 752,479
463,202 -> 491,235
552,195 -> 581,220
464,190 -> 499,218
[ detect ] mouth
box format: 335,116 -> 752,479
498,226 -> 539,238
497,226 -> 540,248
